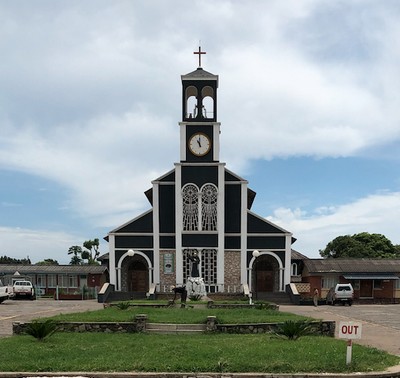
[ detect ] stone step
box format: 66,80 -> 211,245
146,323 -> 206,334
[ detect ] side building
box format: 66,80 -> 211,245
0,264 -> 108,298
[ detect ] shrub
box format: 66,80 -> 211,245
115,301 -> 131,310
274,320 -> 312,340
188,294 -> 202,301
25,319 -> 59,341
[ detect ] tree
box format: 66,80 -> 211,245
82,238 -> 100,265
35,259 -> 59,266
0,255 -> 31,264
319,232 -> 398,258
67,239 -> 101,265
68,246 -> 83,265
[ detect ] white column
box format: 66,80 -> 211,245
240,180 -> 248,285
217,163 -> 225,291
279,268 -> 284,292
284,234 -> 292,289
152,181 -> 160,289
213,122 -> 221,161
175,164 -> 183,285
108,234 -> 117,288
179,122 -> 186,161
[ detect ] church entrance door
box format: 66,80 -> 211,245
128,260 -> 148,292
256,271 -> 274,292
253,255 -> 279,298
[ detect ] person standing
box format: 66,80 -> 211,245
313,288 -> 319,307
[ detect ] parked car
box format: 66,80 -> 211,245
0,280 -> 10,303
326,283 -> 354,306
10,280 -> 36,300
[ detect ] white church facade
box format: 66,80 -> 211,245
105,53 -> 295,299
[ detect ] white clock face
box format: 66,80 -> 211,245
189,133 -> 211,156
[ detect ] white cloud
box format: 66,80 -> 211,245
0,226 -> 85,264
0,1 -> 400,262
268,191 -> 400,257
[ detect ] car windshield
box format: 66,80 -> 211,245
338,286 -> 351,291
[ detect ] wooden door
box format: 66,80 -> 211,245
360,280 -> 373,298
128,261 -> 148,292
256,271 -> 274,292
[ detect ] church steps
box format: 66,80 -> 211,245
146,323 -> 206,334
254,292 -> 292,304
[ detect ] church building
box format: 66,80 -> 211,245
106,50 -> 295,299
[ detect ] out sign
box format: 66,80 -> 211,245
339,321 -> 362,339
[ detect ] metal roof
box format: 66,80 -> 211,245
344,274 -> 399,280
304,258 -> 400,274
181,68 -> 219,83
291,249 -> 309,260
0,264 -> 108,275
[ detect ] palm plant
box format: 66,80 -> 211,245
115,301 -> 131,310
274,320 -> 312,340
25,319 -> 59,341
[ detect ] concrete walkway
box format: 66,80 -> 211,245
280,304 -> 400,357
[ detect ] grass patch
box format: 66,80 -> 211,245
0,332 -> 398,373
47,306 -> 308,324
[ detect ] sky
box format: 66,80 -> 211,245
1,0 -> 400,264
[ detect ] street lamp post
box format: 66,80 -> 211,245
249,250 -> 261,304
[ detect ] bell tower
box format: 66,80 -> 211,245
179,47 -> 220,163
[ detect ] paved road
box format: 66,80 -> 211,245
280,304 -> 400,356
0,298 -> 103,337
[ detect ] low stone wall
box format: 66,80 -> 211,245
13,321 -> 138,334
13,315 -> 335,337
207,301 -> 279,310
215,320 -> 335,337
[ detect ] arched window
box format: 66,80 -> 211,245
291,263 -> 298,276
201,86 -> 214,119
182,184 -> 199,231
185,86 -> 198,119
201,184 -> 218,231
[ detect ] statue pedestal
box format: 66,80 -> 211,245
186,277 -> 207,298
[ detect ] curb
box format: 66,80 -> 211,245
0,367 -> 400,378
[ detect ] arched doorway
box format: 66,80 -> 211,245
128,260 -> 149,292
252,254 -> 279,298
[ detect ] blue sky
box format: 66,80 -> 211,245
1,1 -> 400,264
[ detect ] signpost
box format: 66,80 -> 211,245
338,321 -> 362,365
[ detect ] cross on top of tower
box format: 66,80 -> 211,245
193,46 -> 206,68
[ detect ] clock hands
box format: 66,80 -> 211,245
197,137 -> 202,148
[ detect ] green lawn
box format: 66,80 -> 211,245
0,332 -> 398,373
47,305 -> 309,324
1,305 -> 399,374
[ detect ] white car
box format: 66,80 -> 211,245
0,280 -> 10,303
326,283 -> 354,306
10,280 -> 36,300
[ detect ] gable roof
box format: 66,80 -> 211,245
248,211 -> 291,234
304,258 -> 400,274
108,209 -> 153,234
291,249 -> 309,260
181,68 -> 218,83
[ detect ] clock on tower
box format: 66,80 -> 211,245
179,46 -> 220,163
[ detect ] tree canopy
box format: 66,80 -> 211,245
319,232 -> 400,258
0,255 -> 31,264
68,239 -> 100,265
35,259 -> 59,266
